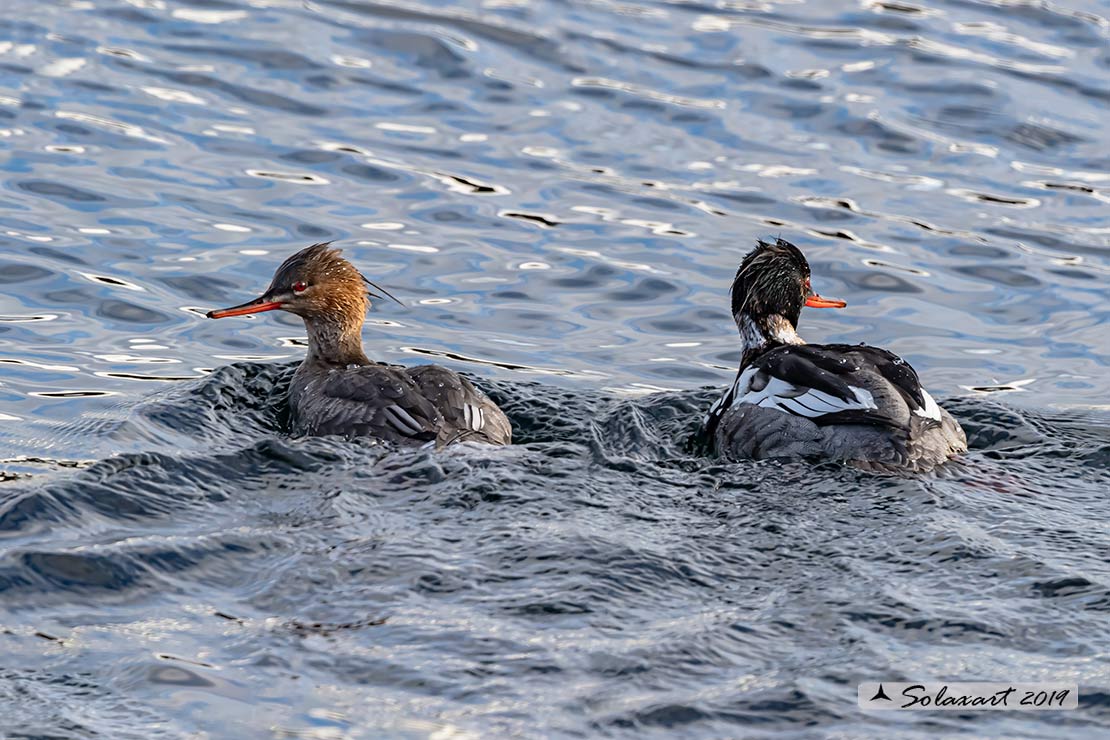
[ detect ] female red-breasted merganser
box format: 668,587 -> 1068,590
207,242 -> 511,446
703,238 -> 966,472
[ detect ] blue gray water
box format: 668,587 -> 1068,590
2,0 -> 1109,737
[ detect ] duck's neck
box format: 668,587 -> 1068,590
738,313 -> 804,364
303,316 -> 370,367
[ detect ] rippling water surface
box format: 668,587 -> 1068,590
2,0 -> 1109,737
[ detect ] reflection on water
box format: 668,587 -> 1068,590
1,0 -> 1109,737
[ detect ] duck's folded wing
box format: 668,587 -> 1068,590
730,345 -> 902,429
825,344 -> 942,423
405,365 -> 512,445
313,366 -> 442,442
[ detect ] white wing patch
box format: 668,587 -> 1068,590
913,388 -> 942,421
729,367 -> 877,419
384,404 -> 425,436
462,403 -> 485,431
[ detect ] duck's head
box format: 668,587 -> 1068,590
206,242 -> 399,326
730,238 -> 845,344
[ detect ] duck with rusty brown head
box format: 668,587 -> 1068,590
207,242 -> 511,446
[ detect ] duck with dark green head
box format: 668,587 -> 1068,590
704,238 -> 965,472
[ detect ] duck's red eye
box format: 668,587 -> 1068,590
292,281 -> 308,293
804,277 -> 811,290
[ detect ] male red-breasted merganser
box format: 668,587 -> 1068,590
207,242 -> 511,446
703,238 -> 966,472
